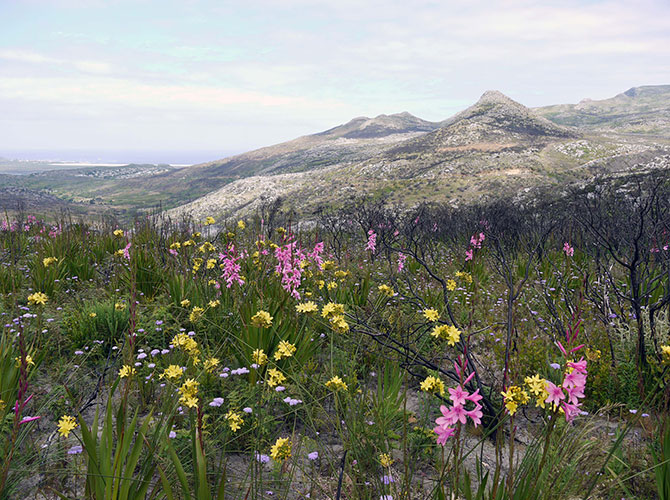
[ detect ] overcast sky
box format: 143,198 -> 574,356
1,0 -> 668,162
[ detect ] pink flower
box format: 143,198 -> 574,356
563,242 -> 574,257
465,388 -> 483,405
448,385 -> 469,407
466,405 -> 483,427
565,384 -> 585,405
123,242 -> 131,260
365,230 -> 377,253
397,253 -> 406,272
567,359 -> 587,374
562,370 -> 586,389
443,404 -> 468,425
433,424 -> 455,446
545,381 -> 566,407
561,402 -> 581,422
465,249 -> 473,261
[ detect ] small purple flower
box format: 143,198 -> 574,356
169,431 -> 177,439
209,397 -> 224,407
255,452 -> 270,463
67,445 -> 83,455
243,407 -> 253,414
308,451 -> 319,461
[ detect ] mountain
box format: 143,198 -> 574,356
168,90 -> 669,221
534,85 -> 670,135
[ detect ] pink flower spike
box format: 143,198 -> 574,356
465,249 -> 473,261
448,386 -> 469,407
453,361 -> 461,378
463,371 -> 475,385
556,341 -> 567,357
19,416 -> 40,425
569,344 -> 585,353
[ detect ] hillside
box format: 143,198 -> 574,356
169,90 -> 670,221
534,85 -> 670,135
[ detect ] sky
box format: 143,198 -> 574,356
1,0 -> 669,163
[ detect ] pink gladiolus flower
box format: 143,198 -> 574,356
466,405 -> 483,427
562,370 -> 586,389
545,381 -> 566,407
563,242 -> 574,257
567,359 -> 587,374
466,388 -> 483,405
434,424 -> 456,445
448,385 -> 469,407
561,402 -> 581,422
365,230 -> 377,253
565,384 -> 585,405
444,404 -> 468,425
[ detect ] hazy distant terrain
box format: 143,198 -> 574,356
2,85 -> 669,220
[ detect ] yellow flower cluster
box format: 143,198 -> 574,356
115,302 -> 126,311
58,415 -> 78,438
15,355 -> 35,367
501,385 -> 529,415
270,437 -> 292,461
446,279 -> 457,291
237,220 -> 246,230
119,365 -> 135,378
252,349 -> 268,366
378,284 -> 394,297
113,229 -> 124,237
325,375 -> 348,392
160,364 -> 183,380
178,379 -> 199,408
189,306 -> 204,323
274,340 -> 296,361
206,258 -> 217,269
27,292 -> 48,306
430,324 -> 461,346
172,333 -> 200,360
662,345 -> 670,364
203,357 -> 220,373
192,257 -> 203,273
225,411 -> 243,432
321,302 -> 344,318
423,308 -> 440,322
208,299 -> 220,308
321,260 -> 336,271
420,375 -> 445,395
524,374 -> 549,408
42,256 -> 58,267
170,242 -> 181,250
455,271 -> 472,284
267,368 -> 286,387
180,299 -> 191,307
204,216 -> 216,225
379,453 -> 394,468
296,301 -> 318,313
251,310 -> 273,328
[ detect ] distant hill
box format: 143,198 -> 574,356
534,85 -> 670,135
168,89 -> 670,221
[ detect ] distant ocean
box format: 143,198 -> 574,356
0,149 -> 244,166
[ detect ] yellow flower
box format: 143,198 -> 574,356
89,312 -> 97,318
296,301 -> 318,313
378,284 -> 394,297
321,260 -> 335,271
501,386 -> 529,415
15,355 -> 35,367
430,324 -> 461,346
114,302 -> 126,311
455,271 -> 473,284
193,232 -> 201,238
57,415 -> 78,438
208,279 -> 218,286
113,229 -> 124,237
204,216 -> 216,225
420,375 -> 445,395
208,299 -> 220,308
178,379 -> 199,407
327,281 -> 338,290
325,375 -> 348,392
329,315 -> 350,334
119,365 -> 135,378
379,453 -> 393,468
42,256 -> 58,267
276,227 -> 286,235
160,364 -> 184,380
180,299 -> 191,307
251,310 -> 273,328
206,258 -> 217,269
423,308 -> 439,322
27,292 -> 48,306
321,302 -> 344,319
274,340 -> 297,361
189,306 -> 204,323
316,279 -> 325,290
204,357 -> 220,373
170,241 -> 181,250
267,368 -> 286,387
172,333 -> 200,357
182,239 -> 194,247
252,349 -> 268,366
270,437 -> 292,461
334,270 -> 349,279
446,279 -> 457,291
225,411 -> 244,432
661,345 -> 670,364
237,220 -> 246,230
